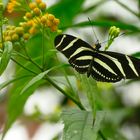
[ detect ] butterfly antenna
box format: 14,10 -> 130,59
88,17 -> 99,43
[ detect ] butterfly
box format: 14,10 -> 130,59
54,34 -> 140,82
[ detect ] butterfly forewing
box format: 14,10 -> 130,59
54,34 -> 140,82
55,34 -> 94,73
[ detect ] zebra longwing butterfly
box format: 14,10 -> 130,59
54,34 -> 140,82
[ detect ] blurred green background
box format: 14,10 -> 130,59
0,0 -> 140,140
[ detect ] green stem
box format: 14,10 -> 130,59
98,130 -> 107,140
104,38 -> 113,51
44,75 -> 85,110
12,51 -> 29,60
11,57 -> 37,75
0,17 -> 3,49
11,53 -> 106,139
42,27 -> 45,70
64,70 -> 77,97
11,55 -> 85,110
139,0 -> 140,16
22,45 -> 43,71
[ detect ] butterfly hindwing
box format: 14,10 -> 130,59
91,52 -> 123,82
99,51 -> 140,79
55,34 -> 140,82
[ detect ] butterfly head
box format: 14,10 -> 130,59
92,42 -> 101,51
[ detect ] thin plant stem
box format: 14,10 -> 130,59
11,49 -> 106,140
138,0 -> 140,17
63,70 -> 77,97
11,55 -> 85,110
22,44 -> 43,71
0,15 -> 4,50
12,51 -> 29,60
44,75 -> 85,110
42,27 -> 45,70
0,25 -> 3,47
11,57 -> 37,75
98,130 -> 107,140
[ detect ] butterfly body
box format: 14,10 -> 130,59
54,34 -> 140,82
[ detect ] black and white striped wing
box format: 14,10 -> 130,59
54,34 -> 140,82
55,34 -> 94,74
91,51 -> 140,82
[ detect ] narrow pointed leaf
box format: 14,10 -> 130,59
0,75 -> 33,91
79,75 -> 98,116
61,20 -> 140,32
3,70 -> 50,138
0,42 -> 13,75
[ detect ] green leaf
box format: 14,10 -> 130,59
131,52 -> 140,58
3,81 -> 43,139
79,75 -> 98,117
51,75 -> 78,96
2,70 -> 51,138
61,20 -> 140,32
81,0 -> 107,13
101,109 -> 131,140
48,0 -> 85,27
19,70 -> 49,94
3,64 -> 68,138
104,108 -> 132,126
61,109 -> 105,140
0,41 -> 13,75
0,75 -> 32,91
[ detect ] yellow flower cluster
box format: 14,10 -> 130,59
20,12 -> 60,34
40,13 -> 60,32
7,0 -> 21,13
3,25 -> 30,42
4,0 -> 60,43
21,1 -> 59,33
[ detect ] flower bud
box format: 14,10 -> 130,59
25,12 -> 33,19
36,0 -> 42,4
29,2 -> 37,10
5,36 -> 11,41
33,8 -> 41,16
29,27 -> 37,34
15,27 -> 24,35
51,25 -> 57,32
12,34 -> 19,41
53,18 -> 60,25
39,2 -> 46,10
48,14 -> 54,20
46,20 -> 52,27
41,16 -> 47,24
23,33 -> 30,40
109,26 -> 120,38
9,30 -> 15,36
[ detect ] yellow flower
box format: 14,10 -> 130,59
29,2 -> 37,10
7,0 -> 21,13
29,26 -> 37,34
